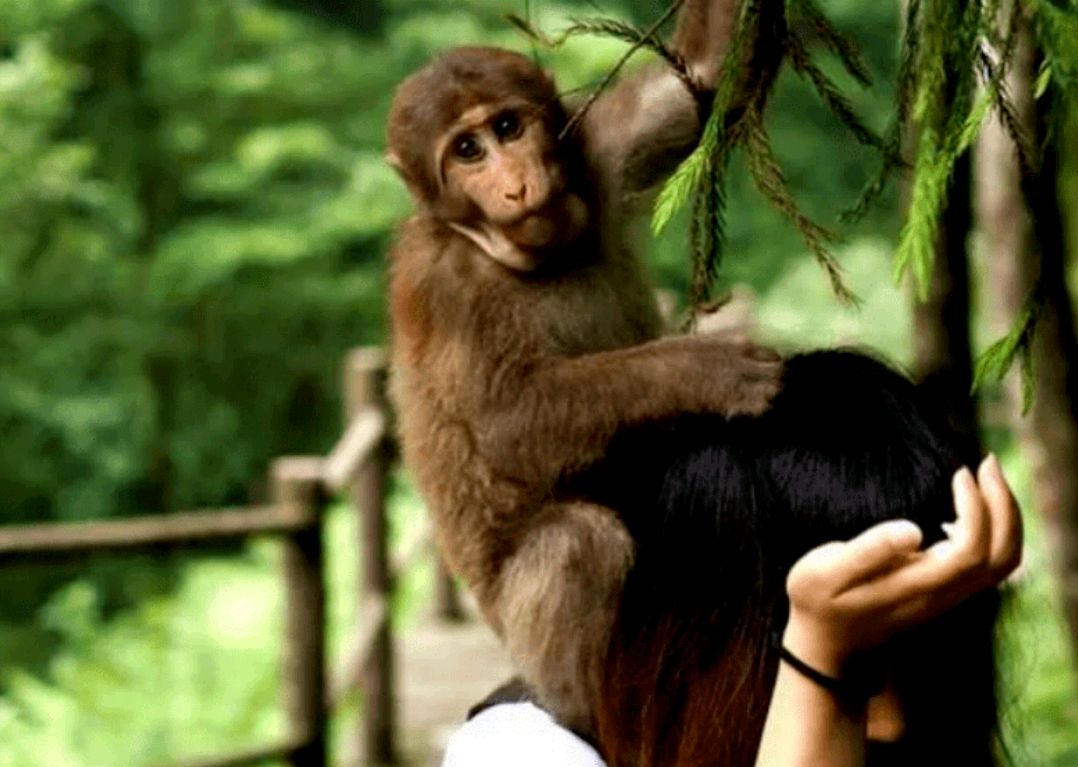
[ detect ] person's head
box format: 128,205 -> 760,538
596,350 -> 1003,767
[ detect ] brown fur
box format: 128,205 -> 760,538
386,0 -> 775,734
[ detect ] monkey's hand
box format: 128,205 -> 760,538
686,336 -> 783,417
477,336 -> 781,479
781,454 -> 1022,678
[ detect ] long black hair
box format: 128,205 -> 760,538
594,350 -> 1003,767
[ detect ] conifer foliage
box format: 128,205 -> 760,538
520,0 -> 1077,398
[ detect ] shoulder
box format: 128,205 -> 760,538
441,702 -> 606,767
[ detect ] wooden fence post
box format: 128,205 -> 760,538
434,559 -> 464,623
344,348 -> 398,766
273,457 -> 327,767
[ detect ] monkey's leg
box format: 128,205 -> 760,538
492,501 -> 633,736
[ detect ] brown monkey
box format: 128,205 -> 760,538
386,0 -> 774,734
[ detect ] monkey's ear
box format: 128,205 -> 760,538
385,151 -> 412,184
385,151 -> 424,201
385,151 -> 404,173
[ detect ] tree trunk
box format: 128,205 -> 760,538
1026,92 -> 1078,670
267,0 -> 384,35
976,17 -> 1078,679
975,16 -> 1036,407
900,0 -> 980,459
910,148 -> 980,460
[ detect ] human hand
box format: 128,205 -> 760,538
781,454 -> 1022,678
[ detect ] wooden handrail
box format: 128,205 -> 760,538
392,521 -> 433,575
0,347 -> 440,767
157,738 -> 308,767
322,407 -> 386,492
326,594 -> 389,710
274,457 -> 328,767
0,505 -> 311,559
325,524 -> 433,711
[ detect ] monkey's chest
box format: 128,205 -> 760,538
529,269 -> 661,355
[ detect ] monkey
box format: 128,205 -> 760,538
385,0 -> 777,735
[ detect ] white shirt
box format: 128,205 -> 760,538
441,702 -> 607,767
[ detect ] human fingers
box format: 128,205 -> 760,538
930,467 -> 990,571
844,472 -> 996,615
799,520 -> 923,595
867,461 -> 1021,633
819,468 -> 1012,646
977,454 -> 1023,578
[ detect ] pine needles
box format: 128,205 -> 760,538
513,0 -> 872,309
511,0 -> 1066,400
1027,0 -> 1078,107
892,0 -> 1009,301
650,0 -> 876,310
972,289 -> 1043,414
889,0 -> 1065,406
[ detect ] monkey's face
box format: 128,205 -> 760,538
439,104 -> 588,250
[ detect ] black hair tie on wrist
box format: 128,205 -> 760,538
778,645 -> 886,707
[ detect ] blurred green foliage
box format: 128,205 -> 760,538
1,0 -> 400,533
0,461 -> 1076,767
0,483 -> 433,767
0,0 -> 1076,764
0,0 -> 901,531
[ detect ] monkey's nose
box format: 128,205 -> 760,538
505,183 -> 527,203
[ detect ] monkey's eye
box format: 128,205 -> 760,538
452,133 -> 484,162
491,111 -> 523,142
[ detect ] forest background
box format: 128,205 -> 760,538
0,0 -> 1076,765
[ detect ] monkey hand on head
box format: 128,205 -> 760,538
385,0 -> 778,736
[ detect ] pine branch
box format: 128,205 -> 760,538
560,17 -> 687,72
788,34 -> 887,151
508,5 -> 693,138
913,14 -> 948,126
938,3 -> 988,138
653,145 -> 709,235
693,152 -> 729,307
972,288 -> 1044,414
653,0 -> 758,236
977,46 -> 1038,176
1030,0 -> 1078,102
742,107 -> 856,304
682,149 -> 731,326
559,3 -> 686,139
897,0 -> 923,126
841,0 -> 923,222
787,0 -> 873,86
952,84 -> 994,158
893,128 -> 945,301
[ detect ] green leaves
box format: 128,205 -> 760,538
1028,0 -> 1078,102
892,126 -> 945,301
972,294 -> 1043,414
742,107 -> 853,304
652,143 -> 708,236
652,0 -> 869,308
0,0 -> 405,526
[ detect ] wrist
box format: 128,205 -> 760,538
780,613 -> 886,709
781,613 -> 849,679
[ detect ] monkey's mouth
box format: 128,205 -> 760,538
504,195 -> 587,248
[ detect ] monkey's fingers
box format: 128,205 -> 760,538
743,344 -> 783,364
712,344 -> 784,417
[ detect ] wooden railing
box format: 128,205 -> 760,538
0,346 -> 460,767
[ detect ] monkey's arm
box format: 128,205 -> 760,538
579,0 -> 740,198
479,335 -> 779,481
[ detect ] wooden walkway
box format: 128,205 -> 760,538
397,613 -> 514,767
